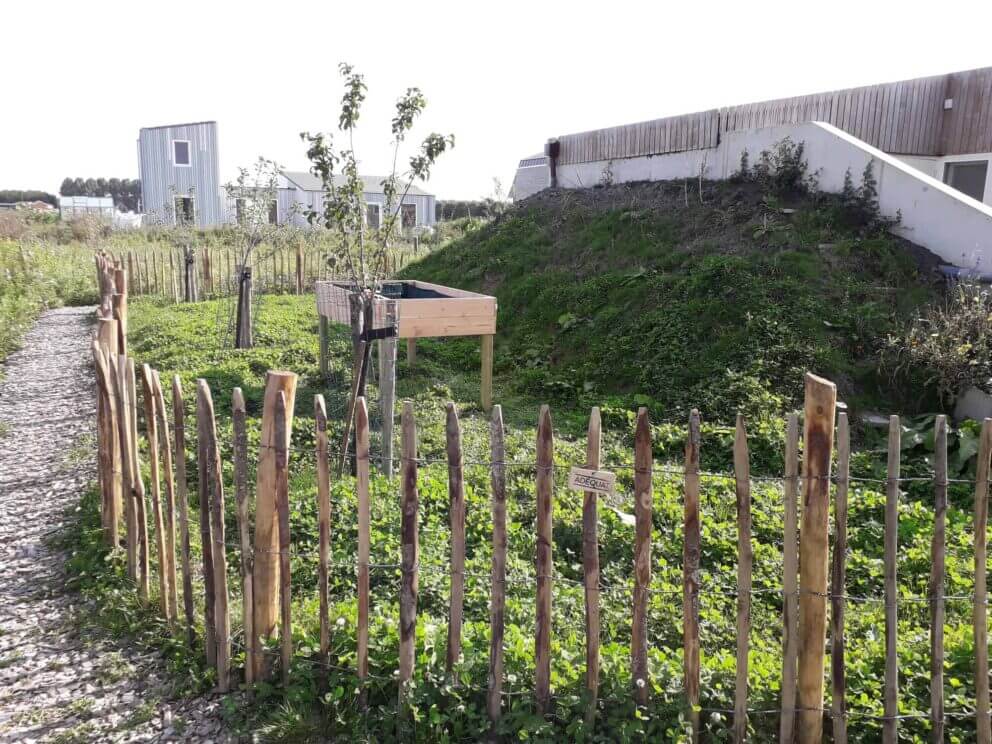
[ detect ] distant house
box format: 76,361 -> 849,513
58,195 -> 114,220
137,121 -> 223,227
277,171 -> 436,230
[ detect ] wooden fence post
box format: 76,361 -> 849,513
111,356 -> 136,581
172,376 -> 196,646
974,418 -> 992,744
882,415 -> 900,744
92,341 -> 120,546
780,412 -> 800,743
252,371 -> 298,679
141,364 -> 171,620
380,302 -> 397,478
929,415 -> 948,743
535,405 -> 554,716
94,321 -> 115,530
233,389 -> 254,687
796,373 -> 837,744
632,407 -> 652,706
315,395 -> 330,677
356,397 -> 370,708
684,409 -> 702,743
488,405 -> 507,729
275,391 -> 292,688
152,371 -> 179,622
196,379 -> 217,667
113,268 -> 128,356
733,414 -> 752,744
481,334 -> 494,412
126,358 -> 150,602
295,243 -> 303,295
200,380 -> 230,691
399,401 -> 420,705
445,403 -> 465,681
831,412 -> 850,744
583,407 -> 601,728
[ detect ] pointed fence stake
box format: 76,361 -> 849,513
399,401 -> 420,706
172,376 -> 196,646
632,407 -> 652,706
684,409 -> 702,743
445,403 -> 465,681
929,415 -> 948,743
534,405 -> 554,716
233,388 -> 254,688
831,412 -> 850,744
733,414 -> 752,744
487,405 -> 507,729
583,407 -> 601,728
780,413 -> 800,744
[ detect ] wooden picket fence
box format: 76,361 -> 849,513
115,243 -> 414,301
89,256 -> 992,743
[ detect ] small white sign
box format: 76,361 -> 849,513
568,466 -> 616,496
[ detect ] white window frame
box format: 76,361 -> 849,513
366,203 -> 382,228
172,139 -> 192,167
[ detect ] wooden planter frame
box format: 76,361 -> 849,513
315,280 -> 497,408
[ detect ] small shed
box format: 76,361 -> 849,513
315,279 -> 497,407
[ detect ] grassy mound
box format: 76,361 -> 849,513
403,181 -> 941,424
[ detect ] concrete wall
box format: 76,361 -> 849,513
545,121 -> 992,271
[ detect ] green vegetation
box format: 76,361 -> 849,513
402,178 -> 940,430
60,285 -> 989,742
0,240 -> 98,365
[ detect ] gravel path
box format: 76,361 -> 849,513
0,307 -> 230,743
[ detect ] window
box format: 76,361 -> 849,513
173,140 -> 191,167
944,160 -> 988,202
174,196 -> 195,225
268,200 -> 278,225
366,203 -> 381,229
235,198 -> 246,224
401,203 -> 416,229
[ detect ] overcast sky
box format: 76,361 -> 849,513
5,0 -> 992,200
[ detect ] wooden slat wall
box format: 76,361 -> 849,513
555,67 -> 992,166
557,110 -> 720,165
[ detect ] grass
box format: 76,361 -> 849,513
59,281 -> 990,742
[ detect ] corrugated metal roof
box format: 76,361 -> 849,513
139,120 -> 217,132
281,170 -> 431,197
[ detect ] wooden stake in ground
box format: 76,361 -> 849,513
274,391 -> 292,688
535,405 -> 554,716
141,364 -> 171,621
196,379 -> 217,667
91,340 -> 120,546
111,356 -> 136,580
445,403 -> 465,681
487,405 -> 507,728
151,371 -> 179,623
583,407 -> 601,728
796,373 -> 837,744
684,409 -> 702,743
399,401 -> 420,705
233,389 -> 254,687
929,415 -> 948,744
831,413 -> 850,744
733,414 -> 752,744
974,418 -> 992,744
882,415 -> 900,744
356,397 -> 371,708
126,358 -> 150,602
780,413 -> 800,744
199,380 -> 230,692
251,370 -> 298,679
315,395 -> 330,676
113,267 -> 128,356
172,376 -> 196,646
632,407 -> 652,707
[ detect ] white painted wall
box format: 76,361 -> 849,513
546,122 -> 992,271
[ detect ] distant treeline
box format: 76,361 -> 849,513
435,200 -> 505,221
0,190 -> 57,206
59,177 -> 142,212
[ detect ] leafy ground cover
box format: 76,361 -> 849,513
61,286 -> 988,742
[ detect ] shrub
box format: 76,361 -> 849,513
0,212 -> 28,240
750,137 -> 818,196
886,281 -> 992,403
